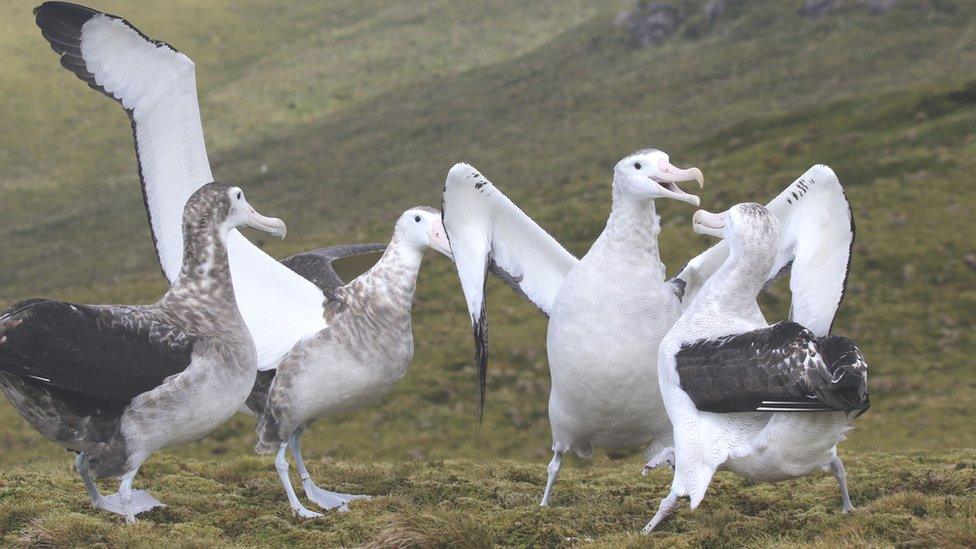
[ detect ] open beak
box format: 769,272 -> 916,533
692,209 -> 726,238
244,204 -> 287,239
653,158 -> 704,206
428,218 -> 454,260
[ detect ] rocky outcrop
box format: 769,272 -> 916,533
620,2 -> 685,47
704,0 -> 735,23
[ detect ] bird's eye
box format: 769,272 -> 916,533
414,215 -> 421,222
634,162 -> 642,170
236,191 -> 242,200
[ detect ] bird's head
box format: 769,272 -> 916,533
184,182 -> 287,239
396,206 -> 453,259
612,149 -> 703,206
693,202 -> 779,271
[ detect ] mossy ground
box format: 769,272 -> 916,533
1,451 -> 974,547
0,0 -> 974,546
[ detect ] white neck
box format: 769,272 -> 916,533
586,192 -> 665,280
683,246 -> 769,334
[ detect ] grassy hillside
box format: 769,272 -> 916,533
0,0 -> 974,544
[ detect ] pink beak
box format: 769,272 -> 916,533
654,158 -> 704,206
428,218 -> 453,259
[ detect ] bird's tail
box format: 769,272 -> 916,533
816,335 -> 870,417
254,410 -> 283,455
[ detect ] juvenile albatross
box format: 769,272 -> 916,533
644,203 -> 869,533
33,2 -> 457,517
251,206 -> 452,517
0,183 -> 286,522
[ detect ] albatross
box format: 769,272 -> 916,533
33,1 -> 453,517
442,157 -> 856,506
251,206 -> 452,518
0,183 -> 286,522
643,202 -> 869,533
443,151 -> 702,506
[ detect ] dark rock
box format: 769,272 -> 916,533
964,254 -> 976,273
623,2 -> 685,47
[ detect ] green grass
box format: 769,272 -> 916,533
1,451 -> 974,547
0,0 -> 974,545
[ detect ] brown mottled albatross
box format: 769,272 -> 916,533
33,2 -> 455,518
0,183 -> 286,522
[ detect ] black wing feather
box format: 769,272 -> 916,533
676,322 -> 869,414
0,299 -> 194,406
280,243 -> 386,295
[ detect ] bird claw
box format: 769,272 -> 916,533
303,482 -> 370,511
293,506 -> 323,519
93,490 -> 165,520
642,448 -> 675,475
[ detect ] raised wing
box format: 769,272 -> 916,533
442,163 -> 577,422
35,2 -> 328,370
281,243 -> 387,297
0,299 -> 194,404
675,165 -> 854,337
675,321 -> 869,415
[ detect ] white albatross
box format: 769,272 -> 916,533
33,2 -> 453,517
644,202 -> 869,533
442,157 -> 856,507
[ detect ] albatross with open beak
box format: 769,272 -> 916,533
443,149 -> 702,506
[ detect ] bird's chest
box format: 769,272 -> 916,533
275,311 -> 414,419
548,258 -> 678,378
545,258 -> 679,438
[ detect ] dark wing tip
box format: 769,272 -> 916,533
34,2 -> 117,99
34,3 -> 99,41
473,306 -> 487,429
34,2 -> 99,24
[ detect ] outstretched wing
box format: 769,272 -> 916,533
281,243 -> 387,296
35,2 -> 329,370
675,321 -> 869,415
0,299 -> 194,405
442,163 -> 577,422
675,165 -> 854,337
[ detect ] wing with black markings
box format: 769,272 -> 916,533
675,322 -> 869,415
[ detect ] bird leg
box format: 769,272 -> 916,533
76,453 -> 104,507
642,489 -> 680,534
275,442 -> 322,518
831,455 -> 855,513
77,455 -> 162,521
642,447 -> 675,475
539,449 -> 564,507
289,429 -> 370,511
118,469 -> 138,523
